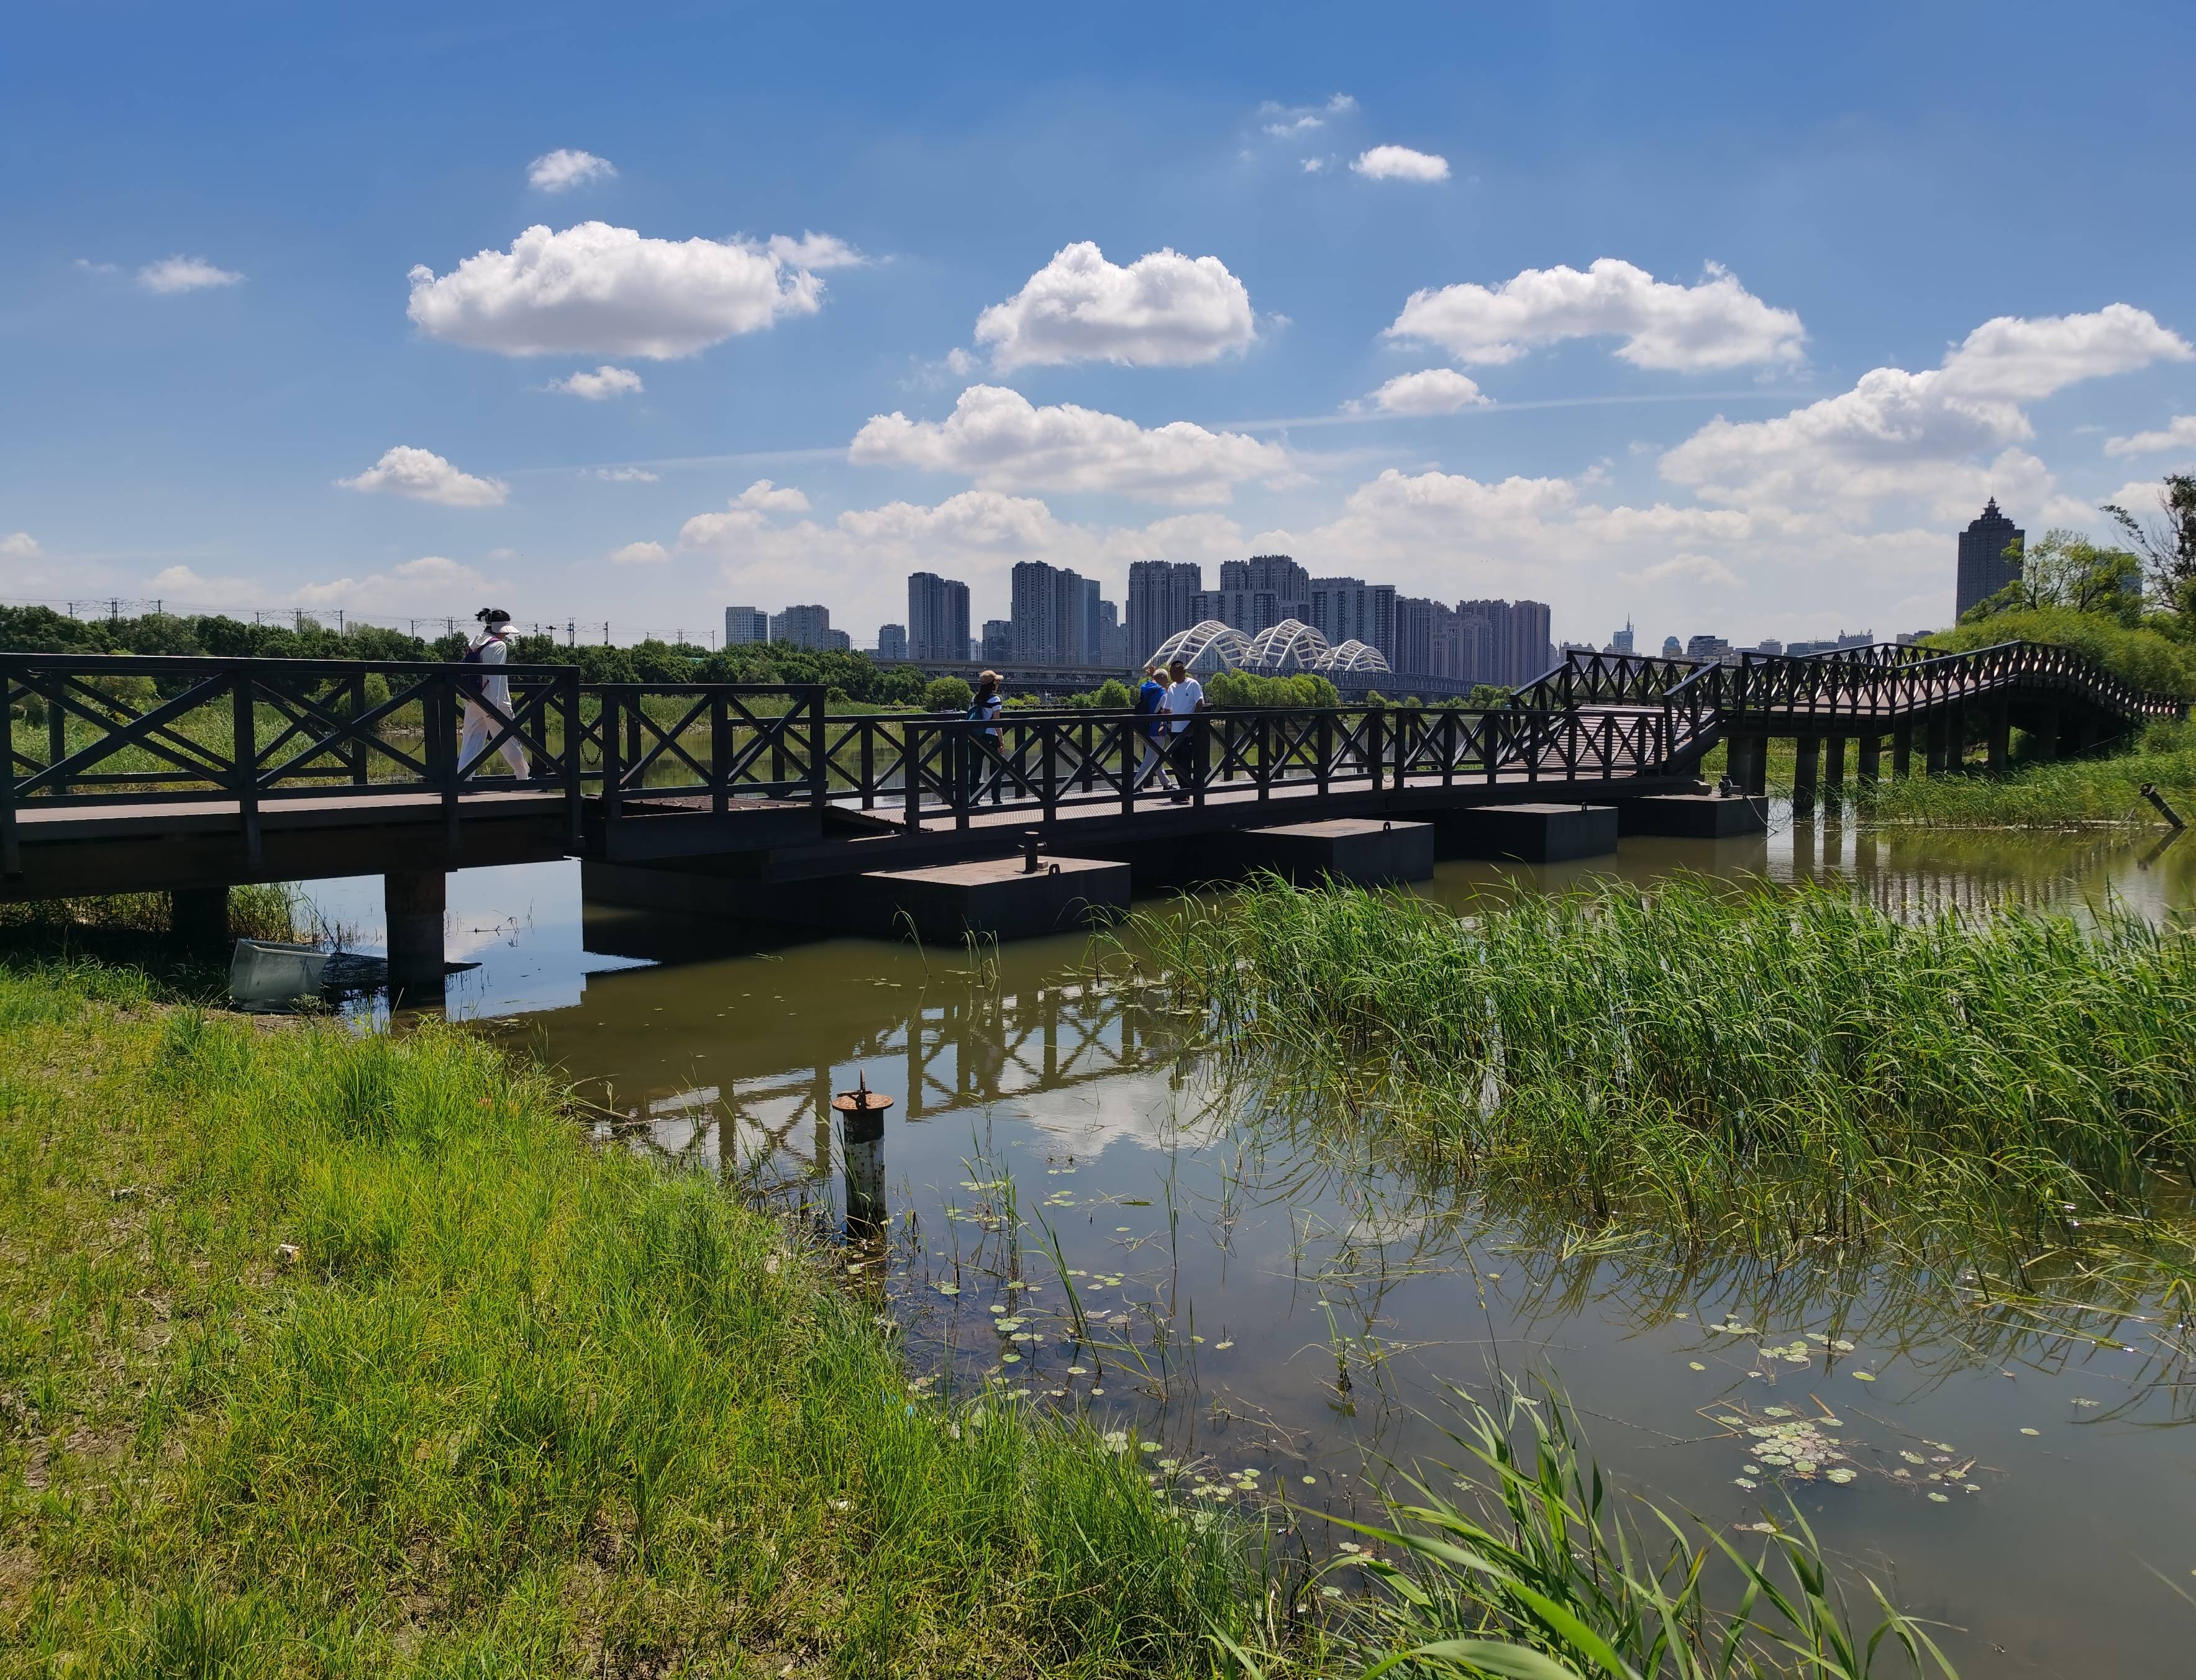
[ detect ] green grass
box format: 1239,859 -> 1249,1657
0,972 -> 1260,1676
1828,722 -> 2196,829
1132,874 -> 2196,1258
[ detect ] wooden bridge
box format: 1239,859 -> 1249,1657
3,639 -> 2179,979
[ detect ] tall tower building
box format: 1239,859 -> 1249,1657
1309,577 -> 1398,665
1956,499 -> 2025,619
1128,560 -> 1203,660
906,572 -> 972,663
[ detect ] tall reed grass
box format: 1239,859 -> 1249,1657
1136,875 -> 2196,1255
1321,1385 -> 1952,1679
0,969 -> 1257,1676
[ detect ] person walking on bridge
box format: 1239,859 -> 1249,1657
1160,658 -> 1205,804
458,607 -> 532,780
1132,662 -> 1175,794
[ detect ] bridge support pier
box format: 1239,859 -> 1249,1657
2031,704 -> 2060,762
170,886 -> 229,948
384,871 -> 447,990
1823,735 -> 1847,790
1892,723 -> 1913,779
1857,733 -> 1881,786
1792,735 -> 1820,815
1925,715 -> 1949,775
1986,700 -> 2011,773
1727,730 -> 1766,796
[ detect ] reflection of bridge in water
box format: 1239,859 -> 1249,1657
563,955 -> 1172,1228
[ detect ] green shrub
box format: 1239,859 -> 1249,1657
1925,606 -> 2196,697
923,675 -> 975,712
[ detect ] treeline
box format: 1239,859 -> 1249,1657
0,607 -> 936,706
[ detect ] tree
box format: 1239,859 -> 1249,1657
923,675 -> 973,712
2104,473 -> 2196,603
1961,530 -> 2144,627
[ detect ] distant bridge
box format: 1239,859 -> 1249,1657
3,640 -> 2178,979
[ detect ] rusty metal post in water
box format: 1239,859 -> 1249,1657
831,1071 -> 895,1236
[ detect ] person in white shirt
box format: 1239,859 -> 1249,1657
1159,658 -> 1205,804
458,607 -> 531,779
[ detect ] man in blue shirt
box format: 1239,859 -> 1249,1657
1132,663 -> 1173,794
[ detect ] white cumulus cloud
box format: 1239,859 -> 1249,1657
587,466 -> 660,482
549,365 -> 644,399
294,555 -> 497,611
1367,368 -> 1490,415
1936,304 -> 2190,401
138,256 -> 244,294
2105,415 -> 2196,456
1,532 -> 42,560
1625,553 -> 1743,589
337,445 -> 509,507
1387,258 -> 1805,371
406,221 -> 856,359
609,540 -> 668,566
732,478 -> 810,513
528,148 -> 616,192
1351,145 -> 1450,182
849,384 -> 1285,504
973,243 -> 1256,371
1660,305 -> 2191,518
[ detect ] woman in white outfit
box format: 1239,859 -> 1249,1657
458,607 -> 531,779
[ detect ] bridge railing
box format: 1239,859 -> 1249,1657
1507,649 -> 1710,713
1,653 -> 583,873
804,701 -> 1668,830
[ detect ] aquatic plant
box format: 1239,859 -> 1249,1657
1135,874 -> 2196,1256
1323,1384 -> 1954,1679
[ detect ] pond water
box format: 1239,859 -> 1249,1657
293,808 -> 2196,1678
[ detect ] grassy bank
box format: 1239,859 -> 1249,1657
1693,723 -> 2196,828
1832,723 -> 2196,828
1136,876 -> 2196,1256
0,968 -> 1256,1676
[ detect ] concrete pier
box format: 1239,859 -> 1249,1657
1616,793 -> 1766,839
170,886 -> 229,948
1229,817 -> 1434,886
383,871 -> 447,988
853,855 -> 1131,942
1440,802 -> 1618,864
1792,735 -> 1821,814
1857,733 -> 1882,786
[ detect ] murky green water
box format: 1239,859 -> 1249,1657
298,808 -> 2196,1677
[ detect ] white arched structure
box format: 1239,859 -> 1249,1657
1150,619 -> 1249,676
1242,618 -> 1330,674
1315,639 -> 1392,676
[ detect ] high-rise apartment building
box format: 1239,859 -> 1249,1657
1208,555 -> 1312,632
768,604 -> 839,651
877,623 -> 908,661
1128,560 -> 1203,660
724,606 -> 769,645
1457,598 -> 1554,687
981,619 -> 1013,663
1079,576 -> 1103,665
906,572 -> 972,663
1009,560 -> 1101,664
1310,577 -> 1398,665
1396,596 -> 1467,678
1956,499 -> 2024,619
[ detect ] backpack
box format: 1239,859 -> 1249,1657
457,635 -> 494,702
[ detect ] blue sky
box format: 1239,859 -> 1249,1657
4,1 -> 2192,650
